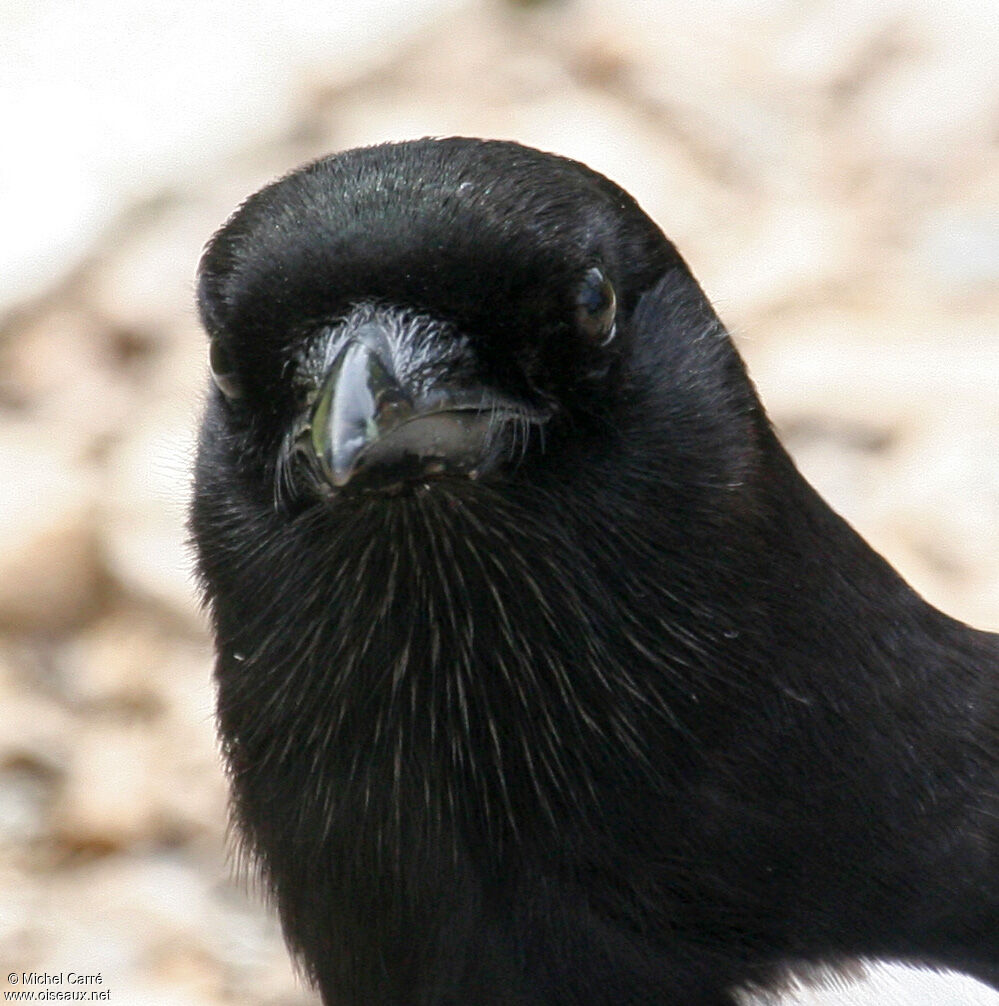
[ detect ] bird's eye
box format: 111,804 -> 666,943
209,339 -> 245,400
575,267 -> 617,346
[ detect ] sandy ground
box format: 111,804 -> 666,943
1,1 -> 997,1003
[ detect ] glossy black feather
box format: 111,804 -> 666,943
191,138 -> 999,1004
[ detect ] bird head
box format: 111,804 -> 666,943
195,138 -> 762,515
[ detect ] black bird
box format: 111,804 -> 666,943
190,138 -> 999,1005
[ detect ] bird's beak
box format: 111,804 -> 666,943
306,323 -> 541,490
308,330 -> 413,487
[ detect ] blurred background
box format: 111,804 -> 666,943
1,1 -> 997,1003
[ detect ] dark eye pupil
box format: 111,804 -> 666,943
580,278 -> 611,315
576,267 -> 617,345
209,339 -> 244,399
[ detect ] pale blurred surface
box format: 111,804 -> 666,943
1,1 -> 997,1003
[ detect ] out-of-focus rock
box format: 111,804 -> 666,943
698,199 -> 857,322
914,203 -> 999,298
0,657 -> 68,850
58,613 -> 171,712
772,0 -> 902,94
51,680 -> 223,850
54,610 -> 223,839
0,654 -> 74,769
2,308 -> 105,409
0,760 -> 59,848
52,722 -> 161,851
746,311 -> 999,428
0,427 -> 104,633
848,11 -> 999,170
57,610 -> 214,716
88,201 -> 215,338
